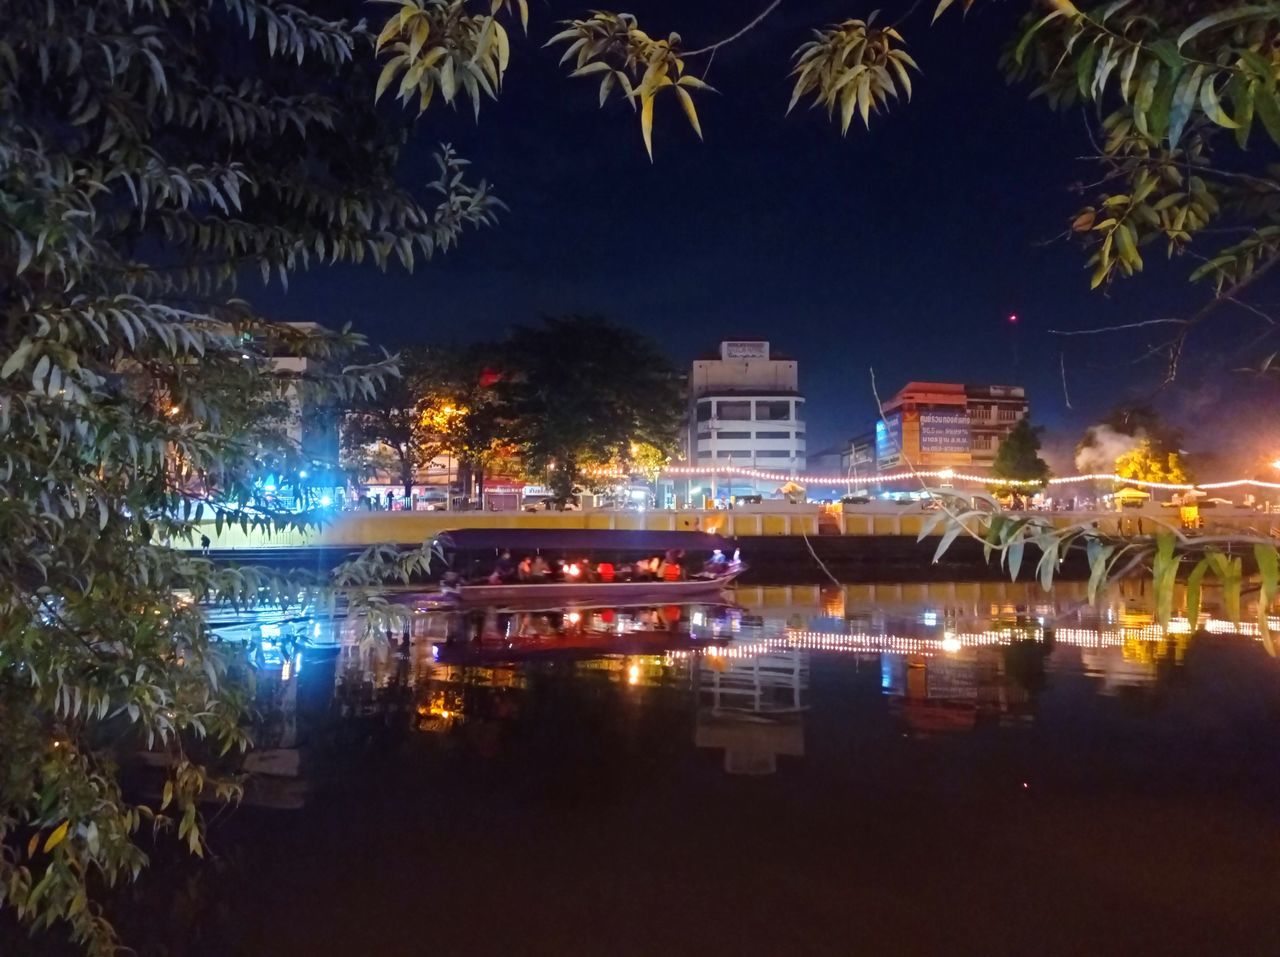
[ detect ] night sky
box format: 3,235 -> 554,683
254,0 -> 1279,469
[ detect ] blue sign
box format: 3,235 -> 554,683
875,414 -> 902,464
920,412 -> 971,454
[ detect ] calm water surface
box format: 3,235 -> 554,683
20,581 -> 1280,956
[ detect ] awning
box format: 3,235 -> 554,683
433,528 -> 736,554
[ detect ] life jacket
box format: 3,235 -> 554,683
662,562 -> 681,582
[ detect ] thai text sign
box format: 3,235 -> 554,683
920,412 -> 971,453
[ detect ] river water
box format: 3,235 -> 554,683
15,580 -> 1280,956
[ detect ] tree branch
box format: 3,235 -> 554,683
684,0 -> 783,56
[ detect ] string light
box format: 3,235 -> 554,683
583,463 -> 1280,492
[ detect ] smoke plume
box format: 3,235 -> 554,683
1075,425 -> 1143,473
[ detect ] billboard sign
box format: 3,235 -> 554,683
919,412 -> 971,454
875,413 -> 902,465
723,341 -> 769,359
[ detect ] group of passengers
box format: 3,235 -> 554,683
481,548 -> 700,585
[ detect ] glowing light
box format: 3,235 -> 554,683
319,495 -> 332,507
566,611 -> 581,624
628,664 -> 640,685
941,633 -> 962,653
566,563 -> 581,578
299,469 -> 308,479
1008,313 -> 1018,323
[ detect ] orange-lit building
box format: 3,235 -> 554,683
872,381 -> 1028,474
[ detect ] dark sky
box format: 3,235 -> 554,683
254,0 -> 1276,464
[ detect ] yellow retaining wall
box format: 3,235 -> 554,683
199,504 -> 1276,550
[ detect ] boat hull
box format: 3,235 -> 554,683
426,567 -> 743,609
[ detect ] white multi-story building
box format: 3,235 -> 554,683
683,340 -> 806,499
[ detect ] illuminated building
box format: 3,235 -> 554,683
867,381 -> 1028,475
682,340 -> 806,499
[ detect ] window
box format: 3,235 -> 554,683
716,450 -> 752,459
717,401 -> 752,421
696,431 -> 711,441
716,430 -> 751,439
695,401 -> 712,422
756,430 -> 789,439
755,400 -> 792,421
756,450 -> 792,458
997,408 -> 1019,422
795,431 -> 806,441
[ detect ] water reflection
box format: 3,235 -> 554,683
230,576 -> 1280,799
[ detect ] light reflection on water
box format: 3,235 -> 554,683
235,577 -> 1280,781
18,580 -> 1278,957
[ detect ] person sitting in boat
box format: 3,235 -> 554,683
705,548 -> 729,575
517,556 -> 533,581
494,550 -> 517,583
531,554 -> 550,581
659,548 -> 685,581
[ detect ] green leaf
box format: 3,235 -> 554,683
1,339 -> 33,380
570,61 -> 611,78
1253,87 -> 1280,148
1200,74 -> 1240,129
1148,65 -> 1179,141
1184,556 -> 1210,630
933,521 -> 964,564
1076,40 -> 1100,98
1086,540 -> 1115,604
1148,38 -> 1184,70
1007,539 -> 1025,581
1167,65 -> 1204,145
1015,9 -> 1066,67
1256,542 -> 1278,604
1133,59 -> 1160,134
1228,74 -> 1255,147
1258,544 -> 1278,655
1178,6 -> 1280,50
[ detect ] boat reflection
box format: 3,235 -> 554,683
235,577 -> 1280,789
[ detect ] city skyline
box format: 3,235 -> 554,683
250,0 -> 1278,464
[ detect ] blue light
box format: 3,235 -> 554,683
319,495 -> 332,507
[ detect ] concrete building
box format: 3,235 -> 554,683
261,322 -> 341,480
865,381 -> 1028,475
684,340 -> 806,497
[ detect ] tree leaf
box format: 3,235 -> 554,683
1178,6 -> 1280,50
933,521 -> 964,564
1007,539 -> 1025,581
1168,64 -> 1204,145
43,820 -> 70,853
1,339 -> 33,380
1015,9 -> 1066,66
640,92 -> 654,160
1198,74 -> 1240,129
1253,87 -> 1280,148
1184,556 -> 1209,630
675,86 -> 702,139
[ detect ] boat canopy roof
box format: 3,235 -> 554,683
433,527 -> 735,554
